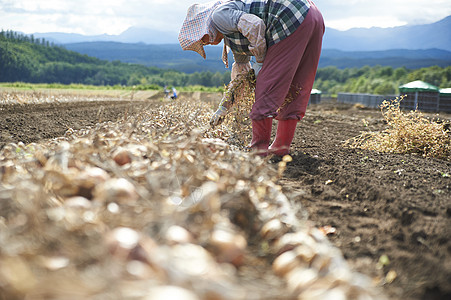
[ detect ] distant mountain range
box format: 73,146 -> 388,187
318,48 -> 451,69
34,16 -> 451,51
63,42 -> 227,73
32,16 -> 451,73
323,16 -> 451,51
63,42 -> 451,73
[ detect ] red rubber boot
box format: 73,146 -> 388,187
269,119 -> 298,156
250,118 -> 273,156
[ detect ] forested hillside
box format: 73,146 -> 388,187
0,31 -> 231,87
1,31 -> 450,95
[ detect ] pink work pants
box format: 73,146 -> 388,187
250,1 -> 325,121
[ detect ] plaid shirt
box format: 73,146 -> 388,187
224,0 -> 311,56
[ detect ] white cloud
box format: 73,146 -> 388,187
326,17 -> 407,31
0,0 -> 450,35
0,0 -> 192,35
316,0 -> 451,30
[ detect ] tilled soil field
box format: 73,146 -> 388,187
281,102 -> 451,300
0,100 -> 155,148
0,93 -> 450,300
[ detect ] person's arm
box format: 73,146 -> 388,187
212,3 -> 267,65
236,14 -> 266,63
210,3 -> 267,126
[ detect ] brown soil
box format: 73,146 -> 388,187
0,99 -> 157,148
0,96 -> 450,300
280,102 -> 451,300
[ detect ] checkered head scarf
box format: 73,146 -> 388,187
179,1 -> 225,60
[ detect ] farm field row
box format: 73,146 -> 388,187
0,91 -> 450,300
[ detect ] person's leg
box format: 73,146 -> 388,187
250,1 -> 324,122
277,3 -> 324,121
247,29 -> 304,154
249,27 -> 310,121
268,4 -> 324,156
249,3 -> 324,155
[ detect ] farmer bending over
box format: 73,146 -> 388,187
179,0 -> 324,156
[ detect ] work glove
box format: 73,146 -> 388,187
252,62 -> 263,78
210,106 -> 228,127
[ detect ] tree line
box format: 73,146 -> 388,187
315,65 -> 451,95
0,31 -> 231,87
0,30 -> 55,47
1,31 -> 450,94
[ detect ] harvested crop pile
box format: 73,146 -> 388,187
0,88 -> 146,105
220,71 -> 257,147
0,95 -> 386,299
345,97 -> 451,160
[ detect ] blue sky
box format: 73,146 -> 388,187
1,0 -> 450,35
